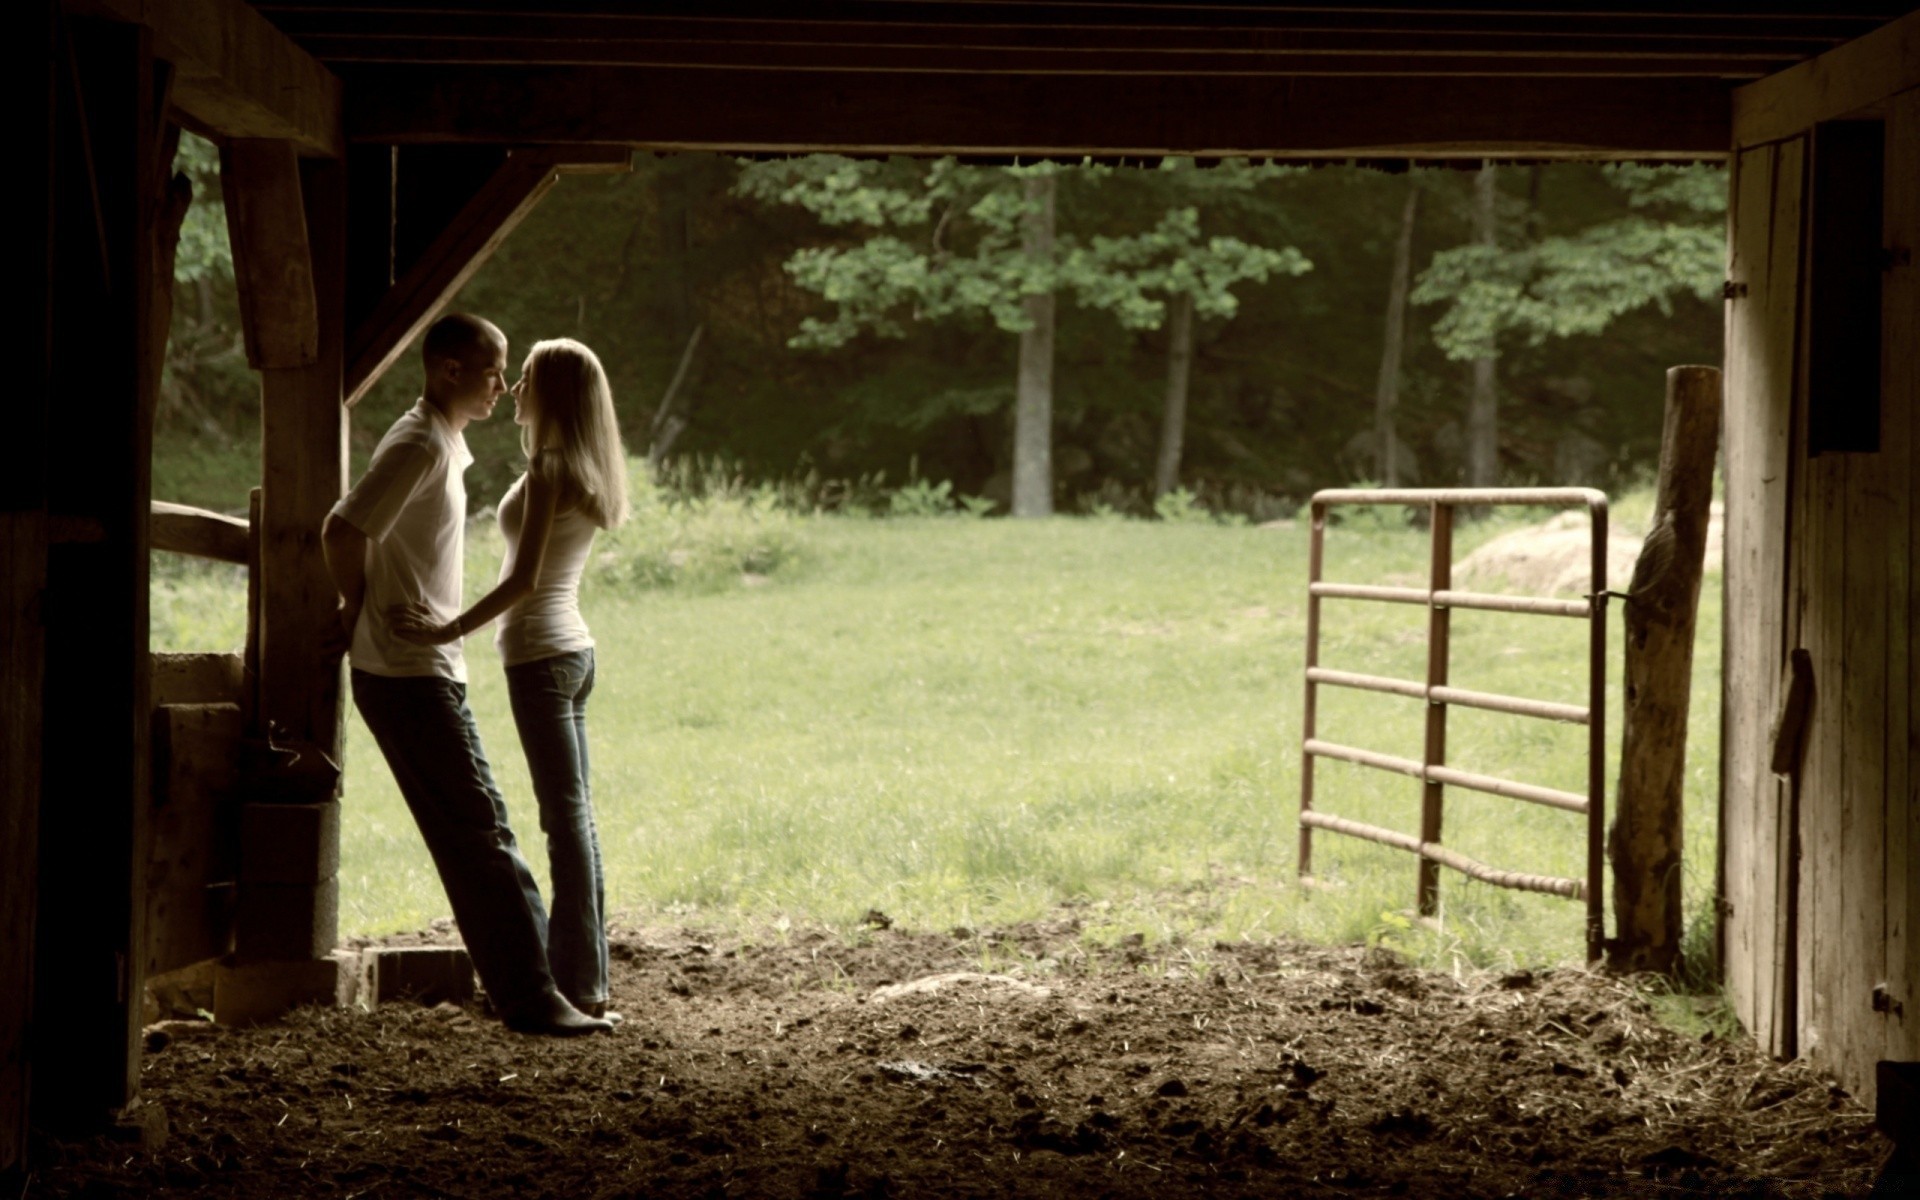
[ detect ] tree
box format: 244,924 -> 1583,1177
1411,163 -> 1724,488
738,156 -> 1071,515
1412,165 -> 1725,364
1372,180 -> 1421,487
1062,193 -> 1310,497
1465,162 -> 1499,488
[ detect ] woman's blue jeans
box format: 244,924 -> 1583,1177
505,648 -> 608,1008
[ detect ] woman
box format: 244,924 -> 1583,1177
393,337 -> 629,1020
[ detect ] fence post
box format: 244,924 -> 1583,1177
1608,365 -> 1721,973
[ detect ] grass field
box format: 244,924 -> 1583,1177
150,484 -> 1721,979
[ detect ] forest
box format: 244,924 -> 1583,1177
154,139 -> 1725,515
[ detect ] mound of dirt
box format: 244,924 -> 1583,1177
33,920 -> 1885,1199
1457,503 -> 1724,597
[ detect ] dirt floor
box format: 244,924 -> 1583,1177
29,920 -> 1892,1199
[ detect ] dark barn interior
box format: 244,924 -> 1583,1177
7,0 -> 1918,1191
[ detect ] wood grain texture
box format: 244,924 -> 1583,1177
1886,86 -> 1918,1067
1734,10 -> 1920,148
343,66 -> 1734,158
36,16 -> 155,1129
150,499 -> 248,563
1721,138 -> 1803,1055
0,513 -> 47,1173
294,36 -> 1799,78
147,703 -> 244,976
3,0 -> 55,1169
65,0 -> 342,156
257,157 -> 346,770
1610,366 -> 1720,974
220,139 -> 318,371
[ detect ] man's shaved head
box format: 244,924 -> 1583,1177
422,312 -> 505,366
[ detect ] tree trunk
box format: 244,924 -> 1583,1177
1466,162 -> 1500,489
1608,366 -> 1721,974
1373,182 -> 1420,487
1012,172 -> 1055,518
1154,289 -> 1194,499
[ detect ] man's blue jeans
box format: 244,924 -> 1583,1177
351,669 -> 555,1015
504,649 -> 608,1009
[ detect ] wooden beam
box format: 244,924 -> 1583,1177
3,0 -> 56,1170
36,14 -> 157,1133
220,139 -> 319,370
344,66 -> 1734,158
1734,8 -> 1920,147
65,0 -> 342,157
283,20 -> 1855,61
257,155 -> 347,765
294,36 -> 1797,78
345,147 -> 630,405
150,500 -> 248,563
255,2 -> 1902,44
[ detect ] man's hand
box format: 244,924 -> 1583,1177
389,602 -> 462,646
322,603 -> 359,660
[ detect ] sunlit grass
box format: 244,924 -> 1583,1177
150,487 -> 1722,977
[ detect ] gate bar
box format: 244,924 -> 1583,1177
1298,485 -> 1609,962
1307,668 -> 1588,724
1305,738 -> 1589,813
1310,581 -> 1590,618
1300,811 -> 1585,898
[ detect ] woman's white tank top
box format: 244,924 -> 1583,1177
494,464 -> 599,668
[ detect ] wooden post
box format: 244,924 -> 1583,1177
35,14 -> 158,1135
3,8 -> 58,1169
1610,365 -> 1722,974
230,151 -> 346,972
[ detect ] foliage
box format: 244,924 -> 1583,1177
1412,165 -> 1726,362
150,151 -> 1725,515
737,156 -> 1069,347
1063,162 -> 1313,330
591,462 -> 807,591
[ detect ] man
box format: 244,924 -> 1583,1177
322,312 -> 611,1036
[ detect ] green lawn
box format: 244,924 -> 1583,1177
150,493 -> 1721,976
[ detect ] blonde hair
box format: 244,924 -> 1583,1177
520,338 -> 630,528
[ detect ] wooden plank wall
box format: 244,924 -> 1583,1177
1883,87 -> 1918,1074
1792,101 -> 1917,1108
1721,137 -> 1805,1057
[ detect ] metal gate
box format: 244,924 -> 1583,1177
1298,488 -> 1609,961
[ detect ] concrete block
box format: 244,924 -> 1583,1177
213,957 -> 339,1026
151,652 -> 244,706
358,946 -> 476,1006
240,800 -> 340,884
234,876 -> 338,962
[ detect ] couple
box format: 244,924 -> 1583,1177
322,313 -> 627,1037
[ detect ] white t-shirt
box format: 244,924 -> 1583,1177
331,399 -> 473,682
494,459 -> 599,668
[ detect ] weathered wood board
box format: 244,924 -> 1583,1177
147,703 -> 244,976
221,139 -> 318,371
1721,136 -> 1804,1057
1885,86 -> 1918,1068
257,156 -> 346,765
